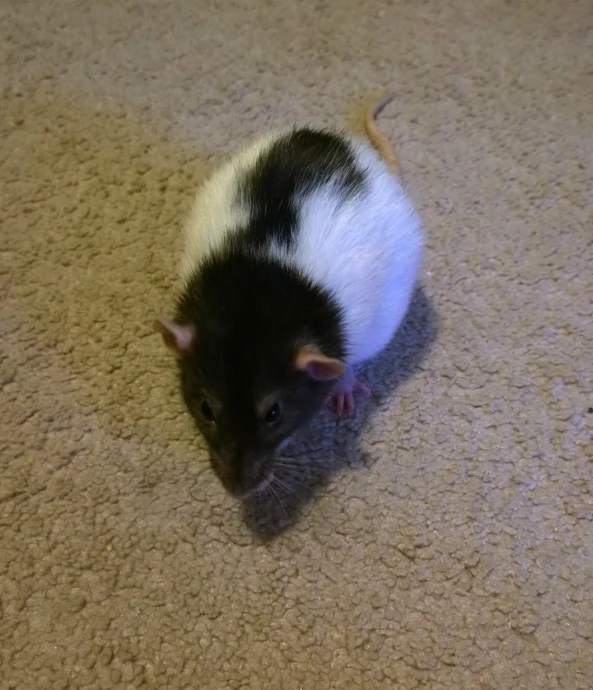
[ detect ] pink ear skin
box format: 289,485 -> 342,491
294,347 -> 345,381
153,319 -> 195,358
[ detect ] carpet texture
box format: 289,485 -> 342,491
1,0 -> 592,688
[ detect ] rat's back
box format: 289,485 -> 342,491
181,125 -> 422,365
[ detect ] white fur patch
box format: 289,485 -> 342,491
179,130 -> 286,281
269,137 -> 423,364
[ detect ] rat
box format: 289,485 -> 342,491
154,93 -> 423,497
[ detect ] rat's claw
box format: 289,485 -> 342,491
335,396 -> 342,416
331,391 -> 344,416
343,392 -> 354,416
353,381 -> 372,398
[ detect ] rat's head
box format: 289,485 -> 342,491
155,248 -> 346,497
154,318 -> 343,497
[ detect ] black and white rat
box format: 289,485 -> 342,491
155,93 -> 423,497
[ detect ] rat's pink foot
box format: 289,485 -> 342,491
330,369 -> 372,416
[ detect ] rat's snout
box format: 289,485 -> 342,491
212,448 -> 273,498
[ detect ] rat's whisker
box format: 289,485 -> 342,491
275,468 -> 310,483
273,460 -> 312,477
272,473 -> 303,498
268,478 -> 290,522
275,469 -> 311,492
274,468 -> 336,534
274,457 -> 306,468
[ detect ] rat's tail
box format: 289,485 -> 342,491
364,92 -> 399,175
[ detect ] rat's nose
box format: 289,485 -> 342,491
235,471 -> 273,499
218,453 -> 273,498
239,462 -> 273,498
251,469 -> 274,494
228,474 -> 273,499
248,457 -> 274,493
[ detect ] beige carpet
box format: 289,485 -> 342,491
1,0 -> 592,688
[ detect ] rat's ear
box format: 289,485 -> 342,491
295,347 -> 345,381
153,318 -> 195,358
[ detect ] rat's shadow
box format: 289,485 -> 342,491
242,285 -> 438,540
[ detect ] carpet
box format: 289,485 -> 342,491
1,0 -> 592,688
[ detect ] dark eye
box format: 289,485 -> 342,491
264,403 -> 281,425
201,400 -> 215,423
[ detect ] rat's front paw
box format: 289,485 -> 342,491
329,369 -> 372,416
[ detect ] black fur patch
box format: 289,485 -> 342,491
238,128 -> 366,249
176,241 -> 345,376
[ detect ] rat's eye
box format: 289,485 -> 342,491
264,403 -> 281,425
201,401 -> 215,423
